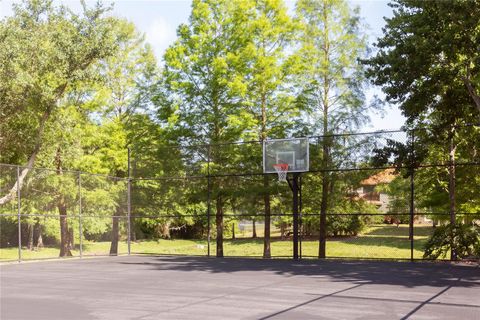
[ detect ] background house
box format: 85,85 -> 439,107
357,168 -> 397,212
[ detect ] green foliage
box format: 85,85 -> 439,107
423,223 -> 480,260
0,0 -> 159,253
242,0 -> 298,140
3,0 -> 476,261
160,0 -> 252,145
326,200 -> 380,236
377,173 -> 410,224
0,217 -> 17,247
293,0 -> 373,257
365,1 -> 480,238
372,125 -> 480,224
302,170 -> 381,236
0,0 -> 124,164
365,0 -> 480,123
294,0 -> 371,135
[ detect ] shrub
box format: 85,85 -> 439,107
0,217 -> 18,247
423,223 -> 480,260
327,214 -> 367,236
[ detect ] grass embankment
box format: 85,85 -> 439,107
0,224 -> 433,261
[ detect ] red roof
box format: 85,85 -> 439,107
361,168 -> 397,186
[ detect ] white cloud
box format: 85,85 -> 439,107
145,18 -> 177,59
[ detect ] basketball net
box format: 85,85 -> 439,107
273,164 -> 289,182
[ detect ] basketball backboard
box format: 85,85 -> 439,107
263,137 -> 309,173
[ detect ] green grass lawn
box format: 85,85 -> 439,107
0,224 -> 434,261
0,240 -> 131,261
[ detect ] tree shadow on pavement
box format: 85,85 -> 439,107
120,255 -> 480,289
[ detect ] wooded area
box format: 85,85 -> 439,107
0,0 -> 479,261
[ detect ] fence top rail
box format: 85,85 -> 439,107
0,163 -> 129,180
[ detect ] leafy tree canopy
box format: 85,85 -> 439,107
364,0 -> 480,125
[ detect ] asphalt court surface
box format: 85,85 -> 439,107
1,255 -> 479,319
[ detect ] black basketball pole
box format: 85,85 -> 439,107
207,144 -> 211,257
289,173 -> 300,260
299,175 -> 302,259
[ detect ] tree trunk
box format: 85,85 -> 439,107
216,195 -> 223,257
27,223 -> 34,250
58,202 -> 72,257
263,176 -> 271,258
35,222 -> 44,249
305,220 -> 313,236
131,225 -> 136,242
56,148 -> 72,257
159,222 -> 171,239
449,128 -> 457,260
68,227 -> 74,250
110,215 -> 119,255
319,140 -> 330,258
232,223 -> 235,240
110,205 -> 122,255
260,85 -> 272,258
318,0 -> 332,259
252,219 -> 257,239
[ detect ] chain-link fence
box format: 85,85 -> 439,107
1,125 -> 479,262
0,165 -> 130,261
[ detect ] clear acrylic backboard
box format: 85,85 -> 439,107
263,137 -> 309,173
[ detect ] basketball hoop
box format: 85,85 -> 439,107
273,163 -> 289,182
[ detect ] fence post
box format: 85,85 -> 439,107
16,166 -> 22,262
207,144 -> 211,257
448,127 -> 457,261
409,129 -> 415,262
127,147 -> 131,256
78,172 -> 83,258
299,175 -> 303,260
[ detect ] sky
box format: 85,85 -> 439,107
0,0 -> 405,131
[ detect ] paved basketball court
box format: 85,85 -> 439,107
1,255 -> 479,319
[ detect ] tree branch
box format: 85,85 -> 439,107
463,66 -> 480,118
0,107 -> 51,205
